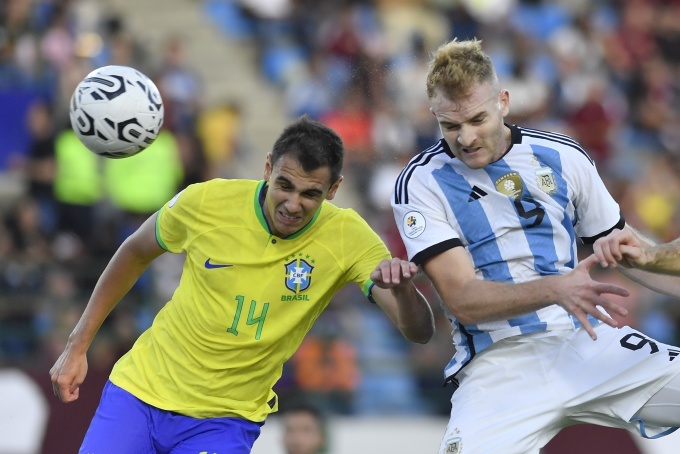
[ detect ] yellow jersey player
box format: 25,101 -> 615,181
50,115 -> 434,453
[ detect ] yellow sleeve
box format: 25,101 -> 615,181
341,210 -> 391,297
156,182 -> 208,253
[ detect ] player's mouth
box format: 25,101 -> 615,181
277,211 -> 301,225
461,147 -> 481,154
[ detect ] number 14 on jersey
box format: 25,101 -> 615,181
226,295 -> 269,340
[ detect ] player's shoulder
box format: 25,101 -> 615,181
168,179 -> 260,217
315,203 -> 377,239
515,124 -> 595,166
393,139 -> 451,205
191,178 -> 260,201
198,178 -> 260,192
315,203 -> 384,250
319,202 -> 368,227
398,139 -> 452,177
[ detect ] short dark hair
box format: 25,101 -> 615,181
283,401 -> 325,421
282,401 -> 329,454
271,115 -> 344,185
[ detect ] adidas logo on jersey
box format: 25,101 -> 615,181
468,186 -> 488,202
669,350 -> 680,361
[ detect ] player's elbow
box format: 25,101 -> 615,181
403,332 -> 431,344
411,330 -> 434,344
445,303 -> 478,326
454,313 -> 476,325
401,321 -> 435,344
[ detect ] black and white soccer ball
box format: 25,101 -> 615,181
69,65 -> 164,158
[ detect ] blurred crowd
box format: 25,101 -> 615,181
2,0 -> 680,450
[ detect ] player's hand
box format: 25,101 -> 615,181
49,345 -> 88,403
554,254 -> 630,340
593,229 -> 646,269
370,258 -> 418,289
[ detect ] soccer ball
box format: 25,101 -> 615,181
69,65 -> 164,158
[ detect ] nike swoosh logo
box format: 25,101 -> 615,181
204,258 -> 233,269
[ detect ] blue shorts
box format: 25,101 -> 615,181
80,381 -> 263,454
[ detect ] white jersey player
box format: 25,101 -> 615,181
395,126 -> 625,381
392,38 -> 680,453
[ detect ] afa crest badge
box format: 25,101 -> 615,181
535,167 -> 557,195
445,437 -> 462,454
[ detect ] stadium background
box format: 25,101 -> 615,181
1,0 -> 680,452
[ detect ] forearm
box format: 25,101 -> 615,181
621,225 -> 680,275
614,228 -> 680,294
618,267 -> 680,299
444,276 -> 560,325
642,240 -> 680,275
390,284 -> 435,344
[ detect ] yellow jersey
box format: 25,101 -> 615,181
109,179 -> 390,421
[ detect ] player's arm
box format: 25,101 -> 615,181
370,258 -> 435,344
50,212 -> 166,403
593,225 -> 680,298
422,246 -> 630,340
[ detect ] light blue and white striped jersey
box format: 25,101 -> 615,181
392,125 -> 624,381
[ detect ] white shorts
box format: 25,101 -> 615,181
438,324 -> 680,454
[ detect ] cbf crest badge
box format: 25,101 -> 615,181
535,167 -> 557,195
285,256 -> 314,293
495,172 -> 523,199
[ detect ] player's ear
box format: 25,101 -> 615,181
499,90 -> 510,117
326,176 -> 343,200
264,153 -> 273,180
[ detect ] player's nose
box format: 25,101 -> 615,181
457,126 -> 476,147
284,194 -> 302,213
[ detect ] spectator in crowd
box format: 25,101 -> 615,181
282,401 -> 328,454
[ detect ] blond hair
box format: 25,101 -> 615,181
426,39 -> 498,100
